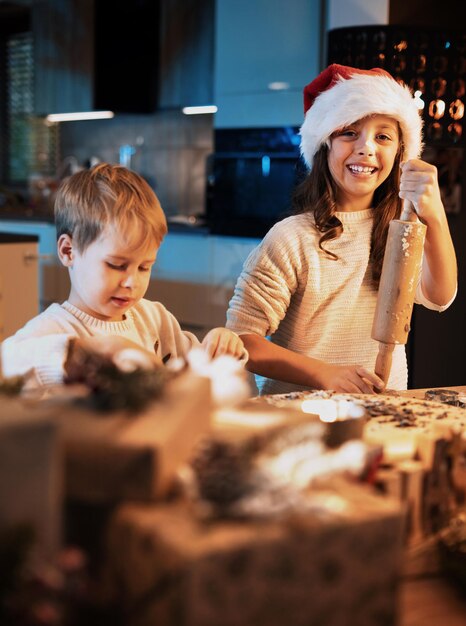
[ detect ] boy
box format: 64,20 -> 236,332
2,164 -> 245,389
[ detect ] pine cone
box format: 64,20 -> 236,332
191,438 -> 253,508
65,349 -> 170,413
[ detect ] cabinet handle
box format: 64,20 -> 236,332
23,253 -> 56,264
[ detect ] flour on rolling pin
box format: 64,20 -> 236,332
372,219 -> 426,345
371,198 -> 427,384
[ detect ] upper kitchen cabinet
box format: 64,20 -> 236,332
32,0 -> 160,116
93,0 -> 159,113
32,0 -> 94,115
159,0 -> 214,108
214,0 -> 322,128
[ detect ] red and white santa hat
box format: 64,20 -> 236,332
299,64 -> 423,168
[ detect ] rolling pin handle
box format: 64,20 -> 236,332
375,341 -> 395,385
400,199 -> 417,222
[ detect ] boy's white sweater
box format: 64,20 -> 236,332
1,299 -> 200,388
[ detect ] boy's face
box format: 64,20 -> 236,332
65,224 -> 158,322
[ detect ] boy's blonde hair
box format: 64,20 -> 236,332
54,163 -> 167,252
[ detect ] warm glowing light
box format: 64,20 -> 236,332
448,122 -> 462,141
414,92 -> 425,110
428,99 -> 445,119
46,111 -> 114,122
182,105 -> 217,115
301,398 -> 365,422
449,99 -> 464,120
394,40 -> 408,51
268,81 -> 290,91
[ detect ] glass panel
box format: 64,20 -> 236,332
5,31 -> 58,184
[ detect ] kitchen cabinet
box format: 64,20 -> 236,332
33,0 -> 94,115
0,233 -> 39,340
327,0 -> 389,29
0,220 -> 67,311
214,0 -> 321,128
159,0 -> 214,108
32,0 -> 160,115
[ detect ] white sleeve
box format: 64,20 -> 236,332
415,273 -> 457,313
2,333 -> 71,387
227,224 -> 302,337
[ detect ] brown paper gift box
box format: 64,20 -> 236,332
0,397 -> 62,558
52,373 -> 212,503
101,482 -> 405,626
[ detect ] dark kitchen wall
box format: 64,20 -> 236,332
389,0 -> 466,29
43,0 -> 215,219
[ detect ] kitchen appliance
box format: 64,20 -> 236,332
206,127 -> 306,238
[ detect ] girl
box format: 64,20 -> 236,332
226,64 -> 457,395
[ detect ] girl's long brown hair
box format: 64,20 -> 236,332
292,142 -> 403,285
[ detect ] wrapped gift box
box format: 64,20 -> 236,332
53,373 -> 212,503
0,396 -> 61,557
101,482 -> 405,626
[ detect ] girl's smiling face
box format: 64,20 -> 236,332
327,114 -> 400,211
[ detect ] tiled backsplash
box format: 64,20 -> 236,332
59,110 -> 214,218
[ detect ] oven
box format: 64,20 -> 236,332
205,128 -> 305,238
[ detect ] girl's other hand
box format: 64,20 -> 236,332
317,363 -> 385,394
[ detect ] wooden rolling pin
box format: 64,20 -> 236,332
371,200 -> 426,385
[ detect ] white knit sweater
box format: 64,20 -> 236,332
1,299 -> 200,389
227,211 -> 447,395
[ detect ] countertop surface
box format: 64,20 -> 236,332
400,385 -> 466,399
0,208 -> 213,234
0,208 -> 55,223
0,232 -> 38,243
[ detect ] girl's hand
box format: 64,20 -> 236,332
202,328 -> 245,359
316,363 -> 385,394
399,159 -> 444,224
399,158 -> 457,308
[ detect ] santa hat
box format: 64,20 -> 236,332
299,64 -> 423,168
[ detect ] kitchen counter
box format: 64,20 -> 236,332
0,208 -> 213,233
0,218 -> 261,334
0,232 -> 38,243
0,207 -> 55,223
400,386 -> 466,400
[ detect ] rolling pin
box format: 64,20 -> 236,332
371,200 -> 426,385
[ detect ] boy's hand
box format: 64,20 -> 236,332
201,328 -> 245,359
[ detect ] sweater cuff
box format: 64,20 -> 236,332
35,335 -> 72,386
415,283 -> 457,313
226,315 -> 268,338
